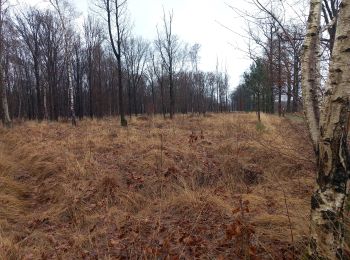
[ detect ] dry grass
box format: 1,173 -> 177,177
0,113 -> 318,259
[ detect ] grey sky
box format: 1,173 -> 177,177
124,0 -> 252,89
17,0 -> 253,89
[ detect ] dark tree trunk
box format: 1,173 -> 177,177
169,65 -> 174,119
257,92 -> 261,122
278,35 -> 282,117
127,78 -> 132,118
160,80 -> 166,119
287,73 -> 292,113
292,54 -> 299,113
133,83 -> 137,116
34,55 -> 42,121
106,0 -> 127,127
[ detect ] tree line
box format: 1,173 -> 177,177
231,23 -> 304,118
229,0 -> 339,120
0,0 -> 231,127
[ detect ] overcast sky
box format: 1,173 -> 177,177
17,0 -> 256,89
123,0 -> 253,89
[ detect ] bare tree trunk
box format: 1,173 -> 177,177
278,34 -> 282,117
257,92 -> 261,122
169,61 -> 174,119
117,56 -> 127,126
269,26 -> 275,114
287,71 -> 292,113
105,0 -> 127,126
34,55 -> 43,121
0,0 -> 11,128
151,80 -> 155,115
49,0 -> 76,126
301,0 -> 322,149
43,87 -> 48,120
75,47 -> 83,120
116,3 -> 127,126
68,66 -> 76,126
127,77 -> 132,118
292,52 -> 299,112
17,69 -> 22,118
88,51 -> 93,119
308,1 -> 350,258
156,10 -> 176,119
0,65 -> 11,128
160,79 -> 166,119
133,81 -> 137,116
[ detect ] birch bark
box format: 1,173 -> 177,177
309,0 -> 350,258
301,0 -> 322,150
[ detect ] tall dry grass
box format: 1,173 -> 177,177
0,113 -> 318,259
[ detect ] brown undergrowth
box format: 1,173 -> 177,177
0,113 -> 317,259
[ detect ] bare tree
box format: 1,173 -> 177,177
0,0 -> 11,127
15,8 -> 44,121
151,48 -> 166,118
145,50 -> 157,115
84,15 -> 105,119
73,35 -> 84,119
227,0 -> 306,114
98,0 -> 128,126
39,10 -> 63,121
123,36 -> 149,117
189,44 -> 206,114
156,9 -> 179,119
48,0 -> 77,126
322,0 -> 340,54
1,0 -> 233,121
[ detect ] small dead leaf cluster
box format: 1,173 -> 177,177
226,198 -> 258,259
189,130 -> 205,144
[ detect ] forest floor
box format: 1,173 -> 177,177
0,112 -> 339,259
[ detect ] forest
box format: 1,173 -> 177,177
0,0 -> 232,126
0,0 -> 349,259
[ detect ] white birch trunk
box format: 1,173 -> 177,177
301,0 -> 322,149
67,60 -> 76,126
306,0 -> 350,258
50,0 -> 76,126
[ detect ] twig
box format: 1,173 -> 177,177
282,188 -> 295,260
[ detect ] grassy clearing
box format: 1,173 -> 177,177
0,113 -> 318,259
